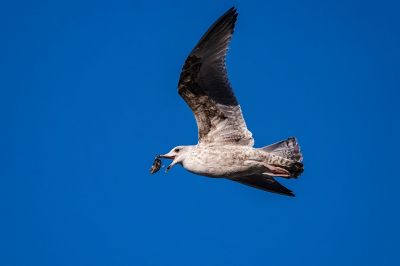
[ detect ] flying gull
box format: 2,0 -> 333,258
156,7 -> 304,196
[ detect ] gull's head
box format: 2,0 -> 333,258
159,145 -> 193,172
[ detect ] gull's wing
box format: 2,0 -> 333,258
231,175 -> 295,197
178,7 -> 254,146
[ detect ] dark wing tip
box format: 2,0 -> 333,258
233,176 -> 296,197
285,191 -> 296,197
214,6 -> 238,34
224,6 -> 238,20
268,181 -> 295,197
193,7 -> 239,52
211,6 -> 238,27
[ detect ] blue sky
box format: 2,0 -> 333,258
1,0 -> 400,265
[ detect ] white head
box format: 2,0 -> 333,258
159,145 -> 194,172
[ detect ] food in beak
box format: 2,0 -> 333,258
150,156 -> 162,174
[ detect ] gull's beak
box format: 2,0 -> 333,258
165,160 -> 178,172
158,152 -> 176,172
158,154 -> 175,159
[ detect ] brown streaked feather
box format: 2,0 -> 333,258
178,7 -> 253,146
231,175 -> 295,197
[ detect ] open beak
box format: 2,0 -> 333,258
165,160 -> 178,172
158,153 -> 176,172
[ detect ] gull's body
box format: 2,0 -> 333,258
159,7 -> 304,196
179,145 -> 297,178
181,145 -> 263,178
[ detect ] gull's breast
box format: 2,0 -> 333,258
182,145 -> 262,178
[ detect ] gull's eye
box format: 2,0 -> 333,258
174,148 -> 180,153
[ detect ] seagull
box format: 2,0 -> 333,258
158,7 -> 303,196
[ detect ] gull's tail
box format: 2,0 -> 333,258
259,137 -> 304,178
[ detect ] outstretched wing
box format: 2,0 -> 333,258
231,175 -> 295,197
178,7 -> 253,146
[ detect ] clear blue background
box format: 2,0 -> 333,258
1,0 -> 400,265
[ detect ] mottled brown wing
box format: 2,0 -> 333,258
178,7 -> 253,146
232,175 -> 295,197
